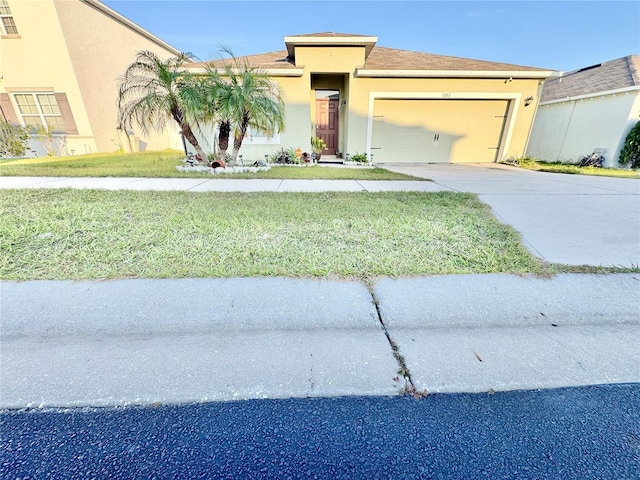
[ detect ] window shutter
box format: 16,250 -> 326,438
0,93 -> 19,124
54,93 -> 78,135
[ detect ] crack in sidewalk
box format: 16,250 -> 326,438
365,281 -> 428,399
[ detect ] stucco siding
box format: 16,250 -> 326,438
528,91 -> 639,166
295,47 -> 365,72
54,0 -> 181,152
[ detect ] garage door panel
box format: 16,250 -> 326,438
371,99 -> 508,163
374,129 -> 433,148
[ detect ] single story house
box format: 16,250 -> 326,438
195,32 -> 553,164
527,55 -> 640,168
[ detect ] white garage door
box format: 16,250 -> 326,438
371,99 -> 509,163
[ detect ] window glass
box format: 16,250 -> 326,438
23,116 -> 44,129
15,94 -> 38,115
46,117 -> 66,133
13,93 -> 65,132
0,0 -> 11,15
37,94 -> 61,115
1,16 -> 17,34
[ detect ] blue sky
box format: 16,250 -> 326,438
102,1 -> 639,72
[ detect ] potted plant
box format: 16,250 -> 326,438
310,136 -> 327,161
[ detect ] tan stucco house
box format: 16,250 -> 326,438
197,32 -> 553,164
527,55 -> 640,168
0,0 -> 182,156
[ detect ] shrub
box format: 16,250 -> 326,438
351,152 -> 368,163
268,147 -> 300,164
619,121 -> 640,169
208,151 -> 232,164
35,125 -> 57,156
0,121 -> 29,158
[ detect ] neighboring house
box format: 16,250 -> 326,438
0,0 -> 183,156
195,32 -> 553,164
527,55 -> 640,167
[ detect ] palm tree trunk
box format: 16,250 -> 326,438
218,120 -> 230,156
181,122 -> 206,161
231,117 -> 249,164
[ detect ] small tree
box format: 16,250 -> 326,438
619,120 -> 640,169
35,124 -> 56,156
203,47 -> 285,165
0,120 -> 29,157
117,50 -> 208,160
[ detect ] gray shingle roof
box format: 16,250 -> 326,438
362,46 -> 546,72
193,50 -> 296,70
195,45 -> 548,73
541,55 -> 640,102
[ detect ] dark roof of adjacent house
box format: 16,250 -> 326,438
194,44 -> 548,73
540,55 -> 640,102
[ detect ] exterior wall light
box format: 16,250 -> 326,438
524,96 -> 534,107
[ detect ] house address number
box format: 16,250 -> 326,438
442,92 -> 452,98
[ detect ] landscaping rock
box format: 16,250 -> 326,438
175,165 -> 271,174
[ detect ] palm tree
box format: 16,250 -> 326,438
117,50 -> 207,160
203,50 -> 285,164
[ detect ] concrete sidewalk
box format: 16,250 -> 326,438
0,176 -> 447,192
2,274 -> 638,408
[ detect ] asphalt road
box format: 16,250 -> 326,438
2,384 -> 639,479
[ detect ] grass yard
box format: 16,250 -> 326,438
0,150 -> 420,180
0,189 -> 547,280
502,158 -> 639,178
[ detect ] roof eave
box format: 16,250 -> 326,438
284,36 -> 379,57
540,85 -> 640,105
356,69 -> 554,79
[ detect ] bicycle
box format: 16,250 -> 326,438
578,149 -> 605,168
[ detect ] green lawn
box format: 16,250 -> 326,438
0,150 -> 420,180
0,189 -> 547,280
502,158 -> 639,178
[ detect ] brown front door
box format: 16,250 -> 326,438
315,98 -> 339,155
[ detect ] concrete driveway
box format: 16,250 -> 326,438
384,163 -> 640,267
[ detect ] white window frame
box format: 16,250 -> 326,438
242,126 -> 281,145
13,93 -> 65,133
0,0 -> 18,35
